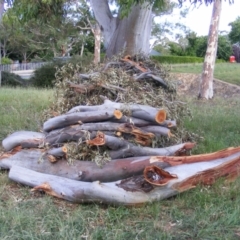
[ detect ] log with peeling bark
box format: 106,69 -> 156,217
46,139 -> 194,160
67,99 -> 167,125
0,149 -> 171,182
8,151 -> 240,205
86,133 -> 194,158
45,121 -> 174,147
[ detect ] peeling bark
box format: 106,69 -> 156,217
199,0 -> 222,99
0,149 -> 171,182
8,152 -> 240,205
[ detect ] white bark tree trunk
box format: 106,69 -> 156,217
89,0 -> 152,58
0,0 -> 4,87
198,0 -> 222,99
92,22 -> 101,64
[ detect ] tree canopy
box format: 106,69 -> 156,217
228,16 -> 240,44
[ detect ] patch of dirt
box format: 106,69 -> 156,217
171,73 -> 240,98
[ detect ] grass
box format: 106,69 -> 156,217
0,87 -> 53,141
170,62 -> 240,86
1,86 -> 240,239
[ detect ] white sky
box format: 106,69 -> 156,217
161,1 -> 240,36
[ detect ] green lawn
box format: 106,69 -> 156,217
170,62 -> 240,86
0,87 -> 240,239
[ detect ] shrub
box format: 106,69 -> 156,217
31,55 -> 94,88
151,55 -> 224,64
1,57 -> 12,65
31,62 -> 64,88
1,71 -> 26,87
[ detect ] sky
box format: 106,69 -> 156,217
161,1 -> 240,37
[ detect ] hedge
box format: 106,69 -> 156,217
151,55 -> 224,64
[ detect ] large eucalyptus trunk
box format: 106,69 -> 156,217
89,0 -> 152,58
198,0 -> 222,99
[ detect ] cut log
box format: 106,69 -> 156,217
47,146 -> 67,158
8,153 -> 240,205
97,115 -> 176,128
67,99 -> 167,124
87,134 -> 194,158
43,109 -> 122,132
46,122 -> 157,147
2,131 -> 45,151
140,125 -> 172,137
0,149 -> 171,182
108,142 -> 195,159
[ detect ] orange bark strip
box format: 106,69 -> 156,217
150,146 -> 240,166
173,156 -> 240,192
87,131 -> 105,146
121,55 -> 148,73
144,165 -> 178,186
118,123 -> 155,146
31,182 -> 63,199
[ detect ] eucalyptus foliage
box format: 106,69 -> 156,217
228,16 -> 240,44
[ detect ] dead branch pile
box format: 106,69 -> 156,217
3,55 -> 239,205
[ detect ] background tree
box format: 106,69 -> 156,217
168,32 -> 232,61
228,16 -> 240,62
228,16 -> 240,44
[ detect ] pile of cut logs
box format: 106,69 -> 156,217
1,96 -> 240,205
1,55 -> 240,205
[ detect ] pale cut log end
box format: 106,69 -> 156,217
48,155 -> 58,163
114,110 -> 123,119
62,146 -> 68,153
115,131 -> 122,137
155,109 -> 167,124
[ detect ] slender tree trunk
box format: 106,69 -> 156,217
93,22 -> 101,64
80,41 -> 84,56
0,0 -> 4,87
198,0 -> 222,99
90,0 -> 152,58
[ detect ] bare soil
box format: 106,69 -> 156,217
171,73 -> 240,98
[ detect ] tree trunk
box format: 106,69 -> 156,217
0,0 -> 4,87
89,0 -> 152,58
198,0 -> 222,99
8,152 -> 240,205
93,22 -> 101,64
80,41 -> 84,56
